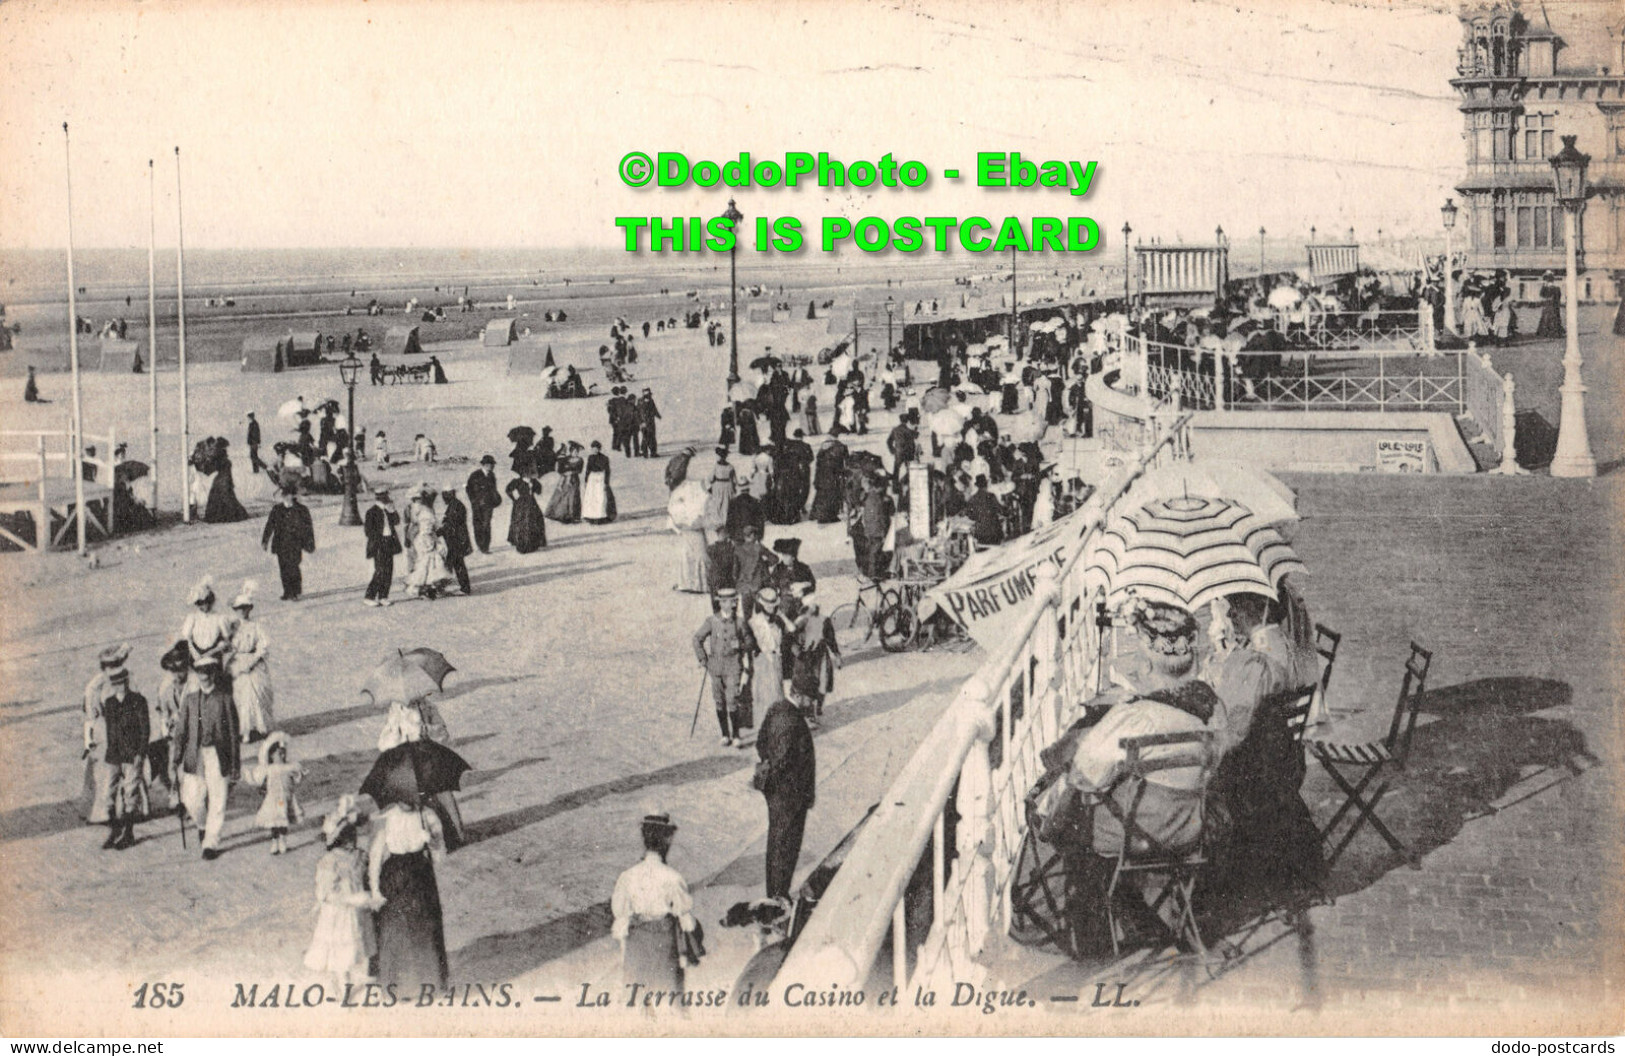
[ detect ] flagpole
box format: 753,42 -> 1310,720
175,146 -> 190,523
148,159 -> 159,512
63,123 -> 87,555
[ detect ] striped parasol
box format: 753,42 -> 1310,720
1086,495 -> 1306,613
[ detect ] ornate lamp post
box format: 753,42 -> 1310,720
1441,198 -> 1458,333
1122,221 -> 1132,304
337,353 -> 363,525
1258,225 -> 1266,275
1548,136 -> 1595,478
723,198 -> 744,387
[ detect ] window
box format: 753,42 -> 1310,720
1552,207 -> 1564,249
1534,205 -> 1550,248
1517,207 -> 1532,246
1528,39 -> 1553,76
1494,197 -> 1507,248
1523,113 -> 1555,160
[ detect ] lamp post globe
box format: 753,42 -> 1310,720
1548,136 -> 1595,478
722,198 -> 744,388
337,353 -> 363,525
1441,197 -> 1458,334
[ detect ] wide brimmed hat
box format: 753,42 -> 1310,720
231,579 -> 258,610
192,656 -> 222,673
713,587 -> 738,601
108,668 -> 131,684
98,642 -> 131,668
258,730 -> 291,767
188,577 -> 216,606
772,538 -> 802,555
756,588 -> 780,610
159,641 -> 191,673
322,794 -> 364,848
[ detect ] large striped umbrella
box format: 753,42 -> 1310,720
1086,495 -> 1306,613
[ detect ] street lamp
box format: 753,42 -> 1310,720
1440,198 -> 1459,333
884,297 -> 896,362
1122,221 -> 1132,304
1259,226 -> 1266,275
337,353 -> 363,525
1548,135 -> 1595,478
722,198 -> 744,387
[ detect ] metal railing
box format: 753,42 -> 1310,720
776,416 -> 1193,994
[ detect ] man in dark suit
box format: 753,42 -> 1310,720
755,697 -> 816,901
363,487 -> 402,607
439,488 -> 473,596
246,412 -> 265,474
965,475 -> 1005,546
260,487 -> 315,600
637,388 -> 662,458
465,455 -> 502,554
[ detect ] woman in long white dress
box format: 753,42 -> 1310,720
226,581 -> 274,742
668,478 -> 711,594
403,489 -> 451,600
581,441 -> 617,524
305,796 -> 376,986
178,578 -> 237,690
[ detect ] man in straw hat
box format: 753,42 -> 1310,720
170,656 -> 241,860
81,642 -> 131,825
99,667 -> 150,851
694,588 -> 756,749
610,806 -> 703,993
362,486 -> 402,608
261,485 -> 316,602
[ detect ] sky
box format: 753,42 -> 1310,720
0,0 -> 1486,251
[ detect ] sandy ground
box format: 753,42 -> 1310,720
0,301 -> 1620,1034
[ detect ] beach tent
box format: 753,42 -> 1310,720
506,341 -> 553,375
483,318 -> 518,347
383,326 -> 423,356
242,335 -> 286,373
97,338 -> 143,373
285,332 -> 323,368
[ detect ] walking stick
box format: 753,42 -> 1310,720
177,803 -> 188,849
689,670 -> 710,738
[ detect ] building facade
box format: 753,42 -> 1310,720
1452,2 -> 1624,301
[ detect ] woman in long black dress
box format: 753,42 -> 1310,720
1535,273 -> 1564,338
368,800 -> 449,990
506,473 -> 546,553
809,437 -> 847,524
200,439 -> 249,523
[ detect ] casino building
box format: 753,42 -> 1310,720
1451,2 -> 1625,301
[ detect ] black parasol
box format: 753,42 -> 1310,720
360,739 -> 471,808
507,425 -> 536,448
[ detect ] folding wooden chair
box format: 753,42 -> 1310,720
1306,642 -> 1432,870
1308,623 -> 1341,725
1097,730 -> 1218,961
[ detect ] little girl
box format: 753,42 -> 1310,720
245,731 -> 304,854
304,796 -> 377,985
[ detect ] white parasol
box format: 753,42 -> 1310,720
667,479 -> 709,530
1267,286 -> 1302,310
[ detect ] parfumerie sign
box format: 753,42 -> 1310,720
924,499 -> 1104,648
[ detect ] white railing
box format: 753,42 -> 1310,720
1233,352 -> 1465,414
776,416 -> 1193,994
1460,347 -> 1512,469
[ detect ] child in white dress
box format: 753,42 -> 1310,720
304,796 -> 377,985
245,731 -> 304,854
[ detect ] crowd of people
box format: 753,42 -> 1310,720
1018,582 -> 1326,957
80,573 -> 462,989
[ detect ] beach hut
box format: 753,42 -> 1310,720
383,325 -> 423,356
483,318 -> 518,347
285,331 -> 323,368
242,335 -> 286,373
506,341 -> 553,376
97,338 -> 143,373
